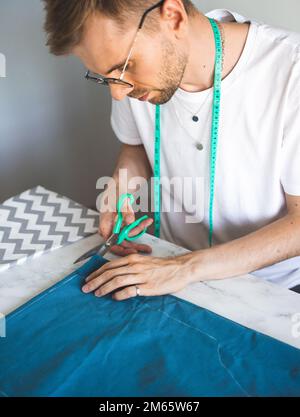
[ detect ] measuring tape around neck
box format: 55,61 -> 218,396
154,18 -> 223,247
154,104 -> 161,238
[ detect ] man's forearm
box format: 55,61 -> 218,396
113,144 -> 152,194
186,214 -> 300,282
101,144 -> 152,208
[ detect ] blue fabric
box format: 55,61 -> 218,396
0,254 -> 300,397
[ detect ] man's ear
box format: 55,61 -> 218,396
160,0 -> 189,37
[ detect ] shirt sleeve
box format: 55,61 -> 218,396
110,96 -> 143,145
280,52 -> 300,196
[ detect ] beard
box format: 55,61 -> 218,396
129,38 -> 188,105
153,38 -> 188,105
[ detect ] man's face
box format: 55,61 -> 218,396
73,12 -> 189,105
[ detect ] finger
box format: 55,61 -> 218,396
113,284 -> 150,301
95,274 -> 145,297
110,245 -> 138,256
85,254 -> 136,282
82,265 -> 136,293
98,211 -> 116,239
121,200 -> 135,225
120,241 -> 152,254
127,218 -> 153,238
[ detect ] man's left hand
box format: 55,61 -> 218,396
81,253 -> 195,301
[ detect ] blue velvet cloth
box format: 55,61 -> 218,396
0,254 -> 300,397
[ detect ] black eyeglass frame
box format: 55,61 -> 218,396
85,0 -> 165,88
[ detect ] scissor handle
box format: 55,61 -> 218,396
113,193 -> 135,234
117,215 -> 150,245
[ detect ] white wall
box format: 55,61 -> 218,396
0,0 -> 118,208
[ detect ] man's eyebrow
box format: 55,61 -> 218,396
105,61 -> 127,75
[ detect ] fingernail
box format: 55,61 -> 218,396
82,285 -> 90,293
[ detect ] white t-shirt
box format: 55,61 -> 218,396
110,9 -> 300,288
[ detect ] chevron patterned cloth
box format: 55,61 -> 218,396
0,186 -> 98,272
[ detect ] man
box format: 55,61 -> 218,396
43,0 -> 300,300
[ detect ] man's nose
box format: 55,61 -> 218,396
109,84 -> 134,101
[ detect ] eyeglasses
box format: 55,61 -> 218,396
85,0 -> 165,89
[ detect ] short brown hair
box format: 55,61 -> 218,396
43,0 -> 198,55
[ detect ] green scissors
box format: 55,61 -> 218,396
74,193 -> 150,264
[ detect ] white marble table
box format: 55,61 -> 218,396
0,232 -> 300,349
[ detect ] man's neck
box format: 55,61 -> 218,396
179,13 -> 250,93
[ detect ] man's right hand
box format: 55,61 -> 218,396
99,198 -> 153,257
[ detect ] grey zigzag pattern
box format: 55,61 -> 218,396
0,187 -> 98,264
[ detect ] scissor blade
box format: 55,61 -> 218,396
73,243 -> 105,264
73,234 -> 119,264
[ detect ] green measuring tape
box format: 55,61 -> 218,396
153,18 -> 223,247
154,104 -> 161,238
